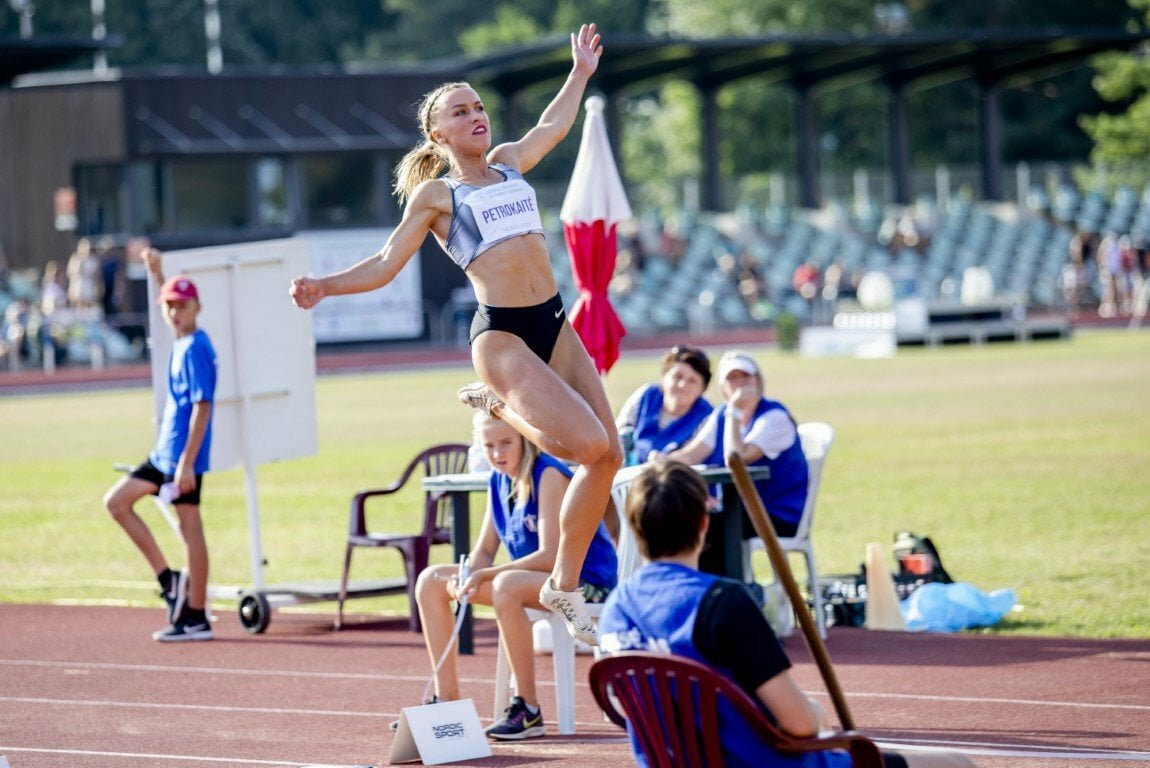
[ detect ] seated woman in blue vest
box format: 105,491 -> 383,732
615,344 -> 714,465
412,412 -> 617,740
660,349 -> 807,575
600,460 -> 976,768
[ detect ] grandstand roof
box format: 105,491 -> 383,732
467,28 -> 1149,94
0,36 -> 116,87
464,27 -> 1150,209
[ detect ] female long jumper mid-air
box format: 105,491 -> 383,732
289,24 -> 621,645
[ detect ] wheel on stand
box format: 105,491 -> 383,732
238,591 -> 272,634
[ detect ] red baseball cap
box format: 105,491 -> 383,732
158,275 -> 199,303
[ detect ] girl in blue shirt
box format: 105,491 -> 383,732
413,412 -> 617,740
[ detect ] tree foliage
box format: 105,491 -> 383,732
1081,0 -> 1150,186
0,0 -> 389,69
2,0 -> 1139,210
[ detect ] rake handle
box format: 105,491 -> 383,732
726,452 -> 857,732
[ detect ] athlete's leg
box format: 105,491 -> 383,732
472,327 -> 622,590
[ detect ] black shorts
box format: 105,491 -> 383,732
130,459 -> 204,506
470,293 -> 565,363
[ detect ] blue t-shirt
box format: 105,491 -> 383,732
631,384 -> 712,462
488,453 -> 617,589
600,562 -> 848,768
149,328 -> 217,475
707,398 -> 808,527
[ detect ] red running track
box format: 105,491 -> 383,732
1,603 -> 1148,768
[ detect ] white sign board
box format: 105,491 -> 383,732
389,699 -> 491,765
303,228 -> 424,343
149,238 -> 318,471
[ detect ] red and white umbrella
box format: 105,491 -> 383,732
560,95 -> 632,375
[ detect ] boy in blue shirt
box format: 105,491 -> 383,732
600,460 -> 975,768
103,247 -> 218,642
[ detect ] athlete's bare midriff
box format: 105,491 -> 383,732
459,234 -> 558,307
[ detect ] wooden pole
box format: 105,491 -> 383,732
727,452 -> 857,731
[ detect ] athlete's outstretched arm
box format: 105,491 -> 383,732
290,181 -> 441,308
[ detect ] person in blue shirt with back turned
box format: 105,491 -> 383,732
408,412 -> 617,740
600,460 -> 976,768
103,247 -> 218,642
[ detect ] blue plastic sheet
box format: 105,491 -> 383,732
900,582 -> 1017,632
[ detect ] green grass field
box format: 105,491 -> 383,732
2,328 -> 1147,638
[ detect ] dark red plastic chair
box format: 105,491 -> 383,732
336,443 -> 470,632
590,652 -> 883,768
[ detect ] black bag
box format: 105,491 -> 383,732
892,530 -> 954,584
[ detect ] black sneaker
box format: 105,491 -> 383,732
152,616 -> 213,642
485,696 -> 545,740
390,696 -> 441,731
159,568 -> 188,625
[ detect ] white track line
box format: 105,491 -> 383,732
0,658 -> 486,686
0,696 -> 386,719
7,659 -> 1150,713
0,746 -> 312,766
876,740 -> 1150,762
5,659 -> 1149,762
847,689 -> 1150,712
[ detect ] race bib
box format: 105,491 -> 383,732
463,180 -> 543,247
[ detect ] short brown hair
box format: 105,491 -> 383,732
625,459 -> 709,559
661,345 -> 711,387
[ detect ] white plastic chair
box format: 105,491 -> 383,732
492,469 -> 643,734
743,421 -> 835,640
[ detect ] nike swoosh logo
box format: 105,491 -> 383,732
554,309 -> 563,318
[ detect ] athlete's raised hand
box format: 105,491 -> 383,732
571,23 -> 602,77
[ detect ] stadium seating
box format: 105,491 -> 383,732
546,180 -> 1142,337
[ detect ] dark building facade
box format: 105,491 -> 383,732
0,67 -> 462,271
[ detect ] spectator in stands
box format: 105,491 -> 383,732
600,459 -> 977,768
1062,229 -> 1092,315
40,259 -> 68,315
67,237 -> 103,311
793,259 -> 822,319
39,260 -> 70,367
626,228 -> 648,274
658,221 -> 686,264
1097,231 -> 1122,318
2,296 -> 39,368
0,247 -> 10,295
1117,235 -> 1138,315
659,350 -> 807,576
409,412 -> 618,740
616,345 -> 714,465
736,251 -> 773,321
99,238 -> 124,319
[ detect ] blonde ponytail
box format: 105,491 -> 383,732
393,141 -> 449,204
392,80 -> 472,204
